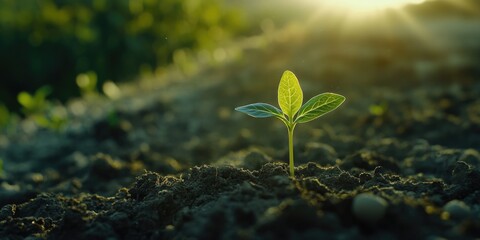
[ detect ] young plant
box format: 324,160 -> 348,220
235,70 -> 345,177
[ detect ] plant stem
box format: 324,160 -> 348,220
287,125 -> 295,177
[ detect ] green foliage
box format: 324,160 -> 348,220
295,93 -> 346,123
278,70 -> 303,120
234,103 -> 283,119
0,0 -> 246,111
107,109 -> 120,127
235,70 -> 345,176
17,86 -> 68,131
0,158 -> 3,177
76,71 -> 99,96
0,104 -> 11,128
17,86 -> 52,116
369,103 -> 388,116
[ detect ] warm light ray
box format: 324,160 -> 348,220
302,0 -> 427,16
392,9 -> 439,48
300,0 -> 467,57
303,0 -> 441,40
325,0 -> 425,11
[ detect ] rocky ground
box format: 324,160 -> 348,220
1,17 -> 480,239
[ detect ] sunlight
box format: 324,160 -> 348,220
393,9 -> 434,46
318,0 -> 426,13
302,0 -> 442,46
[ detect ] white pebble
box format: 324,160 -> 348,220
352,193 -> 388,224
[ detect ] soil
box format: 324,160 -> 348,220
1,18 -> 480,239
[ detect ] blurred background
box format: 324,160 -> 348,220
0,0 -> 246,120
0,0 -> 479,131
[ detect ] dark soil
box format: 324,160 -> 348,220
1,17 -> 480,239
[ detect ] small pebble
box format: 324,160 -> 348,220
443,200 -> 470,220
352,193 -> 388,224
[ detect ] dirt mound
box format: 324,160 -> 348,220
2,161 -> 479,239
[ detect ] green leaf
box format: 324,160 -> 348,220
17,92 -> 33,108
235,103 -> 284,118
278,70 -> 303,119
295,93 -> 345,123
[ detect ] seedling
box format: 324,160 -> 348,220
235,70 -> 345,177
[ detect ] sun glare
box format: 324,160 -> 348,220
316,0 -> 426,14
